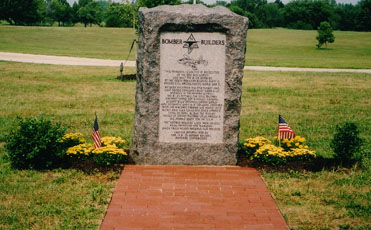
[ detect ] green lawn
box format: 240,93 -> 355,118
0,62 -> 369,157
240,70 -> 370,158
0,62 -> 369,229
0,145 -> 121,229
1,26 -> 371,68
0,26 -> 136,61
246,28 -> 371,69
264,169 -> 371,229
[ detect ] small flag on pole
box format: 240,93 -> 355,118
278,115 -> 296,139
92,115 -> 101,149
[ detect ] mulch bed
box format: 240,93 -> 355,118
68,152 -> 135,175
68,150 -> 342,175
236,151 -> 340,173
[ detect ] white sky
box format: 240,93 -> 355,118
67,0 -> 360,6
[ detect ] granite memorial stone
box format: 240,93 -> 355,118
130,4 -> 248,165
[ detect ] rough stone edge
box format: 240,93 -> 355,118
130,4 -> 248,165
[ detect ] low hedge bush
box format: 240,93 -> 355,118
331,122 -> 364,167
5,116 -> 66,169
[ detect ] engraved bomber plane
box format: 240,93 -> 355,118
177,55 -> 208,71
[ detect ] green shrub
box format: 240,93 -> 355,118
331,122 -> 363,167
5,116 -> 66,169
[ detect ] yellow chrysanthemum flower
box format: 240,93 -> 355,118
60,133 -> 86,144
66,143 -> 94,155
92,145 -> 127,155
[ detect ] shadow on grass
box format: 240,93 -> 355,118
316,47 -> 334,51
116,74 -> 136,81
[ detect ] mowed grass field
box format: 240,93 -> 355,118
0,62 -> 370,229
0,26 -> 137,61
1,26 -> 371,68
246,28 -> 371,68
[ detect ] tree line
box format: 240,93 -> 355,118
226,0 -> 370,31
0,0 -> 370,31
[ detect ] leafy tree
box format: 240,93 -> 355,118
257,3 -> 283,28
0,0 -> 46,25
97,0 -> 110,11
71,2 -> 80,24
183,0 -> 207,5
358,0 -> 371,31
215,1 -> 228,6
244,11 -> 262,28
228,4 -> 261,28
105,2 -> 133,27
44,0 -> 55,25
316,21 -> 335,48
78,0 -> 103,27
229,5 -> 245,16
49,0 -> 72,26
274,0 -> 284,8
311,0 -> 334,28
228,5 -> 262,28
36,0 -> 48,24
229,0 -> 267,28
231,0 -> 267,13
335,4 -> 360,31
137,0 -> 181,8
283,0 -> 334,30
78,0 -> 93,7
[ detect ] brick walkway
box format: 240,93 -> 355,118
100,165 -> 288,230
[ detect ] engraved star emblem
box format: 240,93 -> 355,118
183,33 -> 199,54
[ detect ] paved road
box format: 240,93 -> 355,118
0,52 -> 136,67
1,52 -> 370,73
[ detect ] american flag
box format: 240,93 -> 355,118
278,115 -> 296,139
92,115 -> 101,149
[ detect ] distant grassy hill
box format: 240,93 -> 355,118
246,28 -> 371,69
0,26 -> 370,68
0,26 -> 137,61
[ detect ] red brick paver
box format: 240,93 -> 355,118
100,165 -> 288,230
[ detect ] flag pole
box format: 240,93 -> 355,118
278,114 -> 281,147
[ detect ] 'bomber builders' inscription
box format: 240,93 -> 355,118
159,32 -> 226,143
